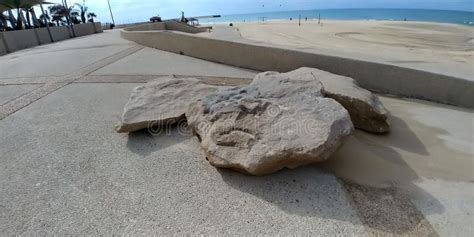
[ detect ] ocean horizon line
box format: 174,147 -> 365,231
197,8 -> 473,26
222,8 -> 474,17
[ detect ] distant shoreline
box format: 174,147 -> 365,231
201,19 -> 474,29
225,8 -> 474,16
198,8 -> 474,26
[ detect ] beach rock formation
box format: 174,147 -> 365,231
116,77 -> 217,133
187,71 -> 354,176
287,67 -> 390,133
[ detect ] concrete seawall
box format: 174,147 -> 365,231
49,26 -> 73,42
35,28 -> 53,44
2,29 -> 40,53
0,35 -> 6,55
0,22 -> 103,56
121,22 -> 474,109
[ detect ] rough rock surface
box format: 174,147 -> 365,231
116,77 -> 217,133
187,71 -> 354,176
288,67 -> 390,133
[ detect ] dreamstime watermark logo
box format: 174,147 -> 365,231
143,106 -> 331,139
266,104 -> 282,117
147,117 -> 193,137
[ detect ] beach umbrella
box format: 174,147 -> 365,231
30,7 -> 40,27
0,0 -> 53,9
0,0 -> 53,30
0,5 -> 7,13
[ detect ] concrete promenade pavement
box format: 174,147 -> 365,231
0,29 -> 473,235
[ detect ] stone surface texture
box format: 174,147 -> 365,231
187,71 -> 354,176
287,67 -> 390,133
116,77 -> 217,133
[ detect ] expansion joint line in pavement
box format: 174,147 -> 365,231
0,76 -> 58,86
75,74 -> 254,86
0,45 -> 144,120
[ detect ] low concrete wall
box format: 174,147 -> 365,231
0,23 -> 102,55
116,22 -> 148,29
94,22 -> 103,33
49,26 -> 72,41
121,27 -> 474,108
165,22 -> 209,33
125,22 -> 208,34
124,22 -> 166,31
73,23 -> 96,37
1,29 -> 39,52
35,28 -> 52,44
0,34 -> 7,56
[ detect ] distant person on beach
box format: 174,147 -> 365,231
290,18 -> 292,21
181,11 -> 188,23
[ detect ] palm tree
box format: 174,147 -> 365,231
19,8 -> 27,28
0,0 -> 52,30
87,12 -> 96,22
74,2 -> 87,23
38,9 -> 48,26
0,13 -> 6,30
70,9 -> 80,24
48,4 -> 68,26
24,7 -> 31,28
0,5 -> 8,30
7,9 -> 16,28
29,7 -> 39,27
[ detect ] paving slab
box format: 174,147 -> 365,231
412,178 -> 474,237
91,47 -> 258,79
0,30 -> 135,79
0,83 -> 366,235
0,84 -> 41,105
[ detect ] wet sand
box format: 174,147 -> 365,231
236,20 -> 474,79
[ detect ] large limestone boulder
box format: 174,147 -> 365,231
287,67 -> 390,133
187,71 -> 354,176
116,77 -> 217,133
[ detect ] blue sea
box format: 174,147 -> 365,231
199,8 -> 473,26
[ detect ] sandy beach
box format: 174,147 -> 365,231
235,20 -> 474,79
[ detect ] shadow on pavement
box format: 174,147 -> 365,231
374,116 -> 430,156
126,124 -> 193,157
218,166 -> 363,225
218,114 -> 445,235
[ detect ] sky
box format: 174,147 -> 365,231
40,0 -> 473,24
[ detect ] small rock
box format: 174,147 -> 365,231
286,67 -> 390,133
187,71 -> 353,176
116,77 -> 217,133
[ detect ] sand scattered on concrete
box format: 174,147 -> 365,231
322,96 -> 474,190
342,180 -> 438,236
